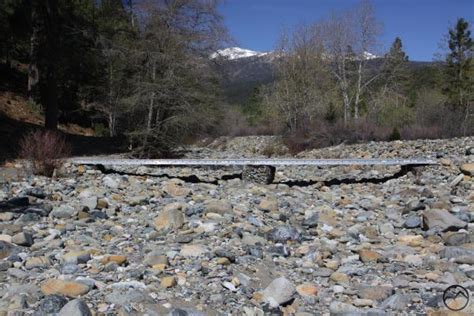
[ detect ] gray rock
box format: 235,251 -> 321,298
105,290 -> 152,305
404,215 -> 421,228
81,196 -> 97,210
442,232 -> 470,246
379,293 -> 409,311
314,268 -> 334,277
0,261 -> 11,271
25,188 -> 47,199
15,212 -> 41,224
402,201 -> 425,214
242,165 -> 275,184
103,176 -> 119,189
61,263 -> 81,274
261,277 -> 295,307
302,211 -> 319,228
58,299 -> 92,316
51,205 -> 77,219
185,204 -> 204,216
168,308 -> 205,316
329,301 -> 360,315
0,240 -> 18,259
215,249 -> 236,262
38,295 -> 68,314
422,209 -> 467,231
12,232 -> 33,246
440,246 -> 474,259
267,225 -> 301,243
358,286 -> 393,301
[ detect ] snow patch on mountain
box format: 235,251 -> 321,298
363,51 -> 378,60
211,47 -> 269,60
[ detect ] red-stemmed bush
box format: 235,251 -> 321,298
19,130 -> 72,176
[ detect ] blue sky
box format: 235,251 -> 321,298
219,0 -> 474,61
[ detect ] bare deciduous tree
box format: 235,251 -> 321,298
322,0 -> 381,124
264,23 -> 331,132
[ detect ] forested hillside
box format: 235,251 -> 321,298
1,0 -> 229,160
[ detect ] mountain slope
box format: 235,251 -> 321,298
213,47 -> 438,105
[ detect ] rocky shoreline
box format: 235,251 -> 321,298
0,136 -> 473,315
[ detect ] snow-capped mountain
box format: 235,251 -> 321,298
363,51 -> 378,60
211,46 -> 378,61
210,47 -> 269,60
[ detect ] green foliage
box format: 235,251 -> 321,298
242,87 -> 264,125
26,99 -> 43,115
444,18 -> 473,108
0,0 -> 30,64
93,123 -> 109,137
379,101 -> 415,128
381,37 -> 410,94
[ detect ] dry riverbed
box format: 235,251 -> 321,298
0,136 -> 473,315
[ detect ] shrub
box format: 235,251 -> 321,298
283,120 -> 392,154
389,127 -> 401,141
19,130 -> 72,176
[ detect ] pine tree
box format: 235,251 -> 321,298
382,37 -> 409,94
444,18 -> 473,135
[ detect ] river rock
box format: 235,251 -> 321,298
422,209 -> 468,231
154,203 -> 186,231
51,205 -> 77,219
261,277 -> 295,307
41,279 -> 90,297
58,299 -> 92,316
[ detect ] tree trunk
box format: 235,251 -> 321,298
108,63 -> 115,137
108,112 -> 116,137
28,0 -> 41,103
143,60 -> 156,152
42,0 -> 59,130
43,69 -> 58,130
354,60 -> 363,119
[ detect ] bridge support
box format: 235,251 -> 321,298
242,165 -> 275,184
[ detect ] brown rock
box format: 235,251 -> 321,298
100,255 -> 127,266
25,256 -> 51,269
296,284 -> 318,297
330,272 -> 349,284
41,279 -> 90,297
63,251 -> 91,264
204,199 -> 232,214
152,263 -> 167,273
77,165 -> 86,175
460,163 -> 474,176
161,276 -> 176,288
97,199 -> 108,209
359,250 -> 382,263
258,197 -> 278,212
164,181 -> 190,197
398,235 -> 424,247
217,257 -> 231,265
154,203 -> 186,231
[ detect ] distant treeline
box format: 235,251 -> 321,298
225,1 -> 473,150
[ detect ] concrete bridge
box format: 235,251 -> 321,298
70,158 -> 438,184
